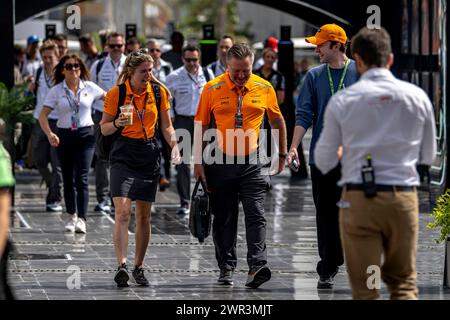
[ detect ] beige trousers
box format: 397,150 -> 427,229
339,188 -> 419,300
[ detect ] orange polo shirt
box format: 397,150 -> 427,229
104,80 -> 170,139
195,70 -> 282,156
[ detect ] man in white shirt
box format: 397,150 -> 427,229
206,35 -> 233,77
166,44 -> 214,215
29,41 -> 63,212
90,32 -> 126,214
147,39 -> 173,83
22,35 -> 42,80
314,27 -> 436,300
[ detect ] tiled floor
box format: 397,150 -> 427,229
7,166 -> 450,300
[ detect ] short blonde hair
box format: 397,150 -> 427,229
226,43 -> 254,64
117,49 -> 171,98
39,40 -> 58,56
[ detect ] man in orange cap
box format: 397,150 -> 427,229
287,23 -> 359,289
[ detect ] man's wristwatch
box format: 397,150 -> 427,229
113,119 -> 120,129
279,152 -> 288,159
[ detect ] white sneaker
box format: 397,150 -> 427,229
65,214 -> 77,232
75,218 -> 86,234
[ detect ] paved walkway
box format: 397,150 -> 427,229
7,166 -> 450,300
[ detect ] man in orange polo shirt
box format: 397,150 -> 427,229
194,43 -> 287,288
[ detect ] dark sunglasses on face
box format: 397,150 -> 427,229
64,63 -> 80,70
149,48 -> 160,53
184,58 -> 199,63
109,44 -> 124,49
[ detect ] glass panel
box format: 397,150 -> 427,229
411,0 -> 420,54
401,0 -> 410,54
421,0 -> 430,55
432,0 -> 440,54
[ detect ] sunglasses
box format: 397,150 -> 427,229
149,48 -> 160,53
64,63 -> 80,70
184,58 -> 199,63
109,44 -> 124,49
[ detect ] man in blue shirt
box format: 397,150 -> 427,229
287,24 -> 358,289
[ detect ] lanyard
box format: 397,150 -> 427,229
43,70 -> 53,89
327,59 -> 349,96
131,93 -> 149,141
186,70 -> 203,89
235,87 -> 248,114
110,59 -> 120,76
64,86 -> 81,114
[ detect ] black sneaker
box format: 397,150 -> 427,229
114,263 -> 129,287
317,271 -> 337,289
95,199 -> 111,213
217,269 -> 234,286
245,265 -> 271,288
176,204 -> 190,215
46,202 -> 63,212
132,266 -> 149,286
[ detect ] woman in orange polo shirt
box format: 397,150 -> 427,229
100,49 -> 180,287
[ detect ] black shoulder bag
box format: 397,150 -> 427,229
189,178 -> 211,243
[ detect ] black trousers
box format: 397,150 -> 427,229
92,110 -> 110,203
31,120 -> 62,204
310,164 -> 344,278
205,163 -> 270,271
174,115 -> 194,206
57,126 -> 95,218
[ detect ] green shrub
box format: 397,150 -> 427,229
0,82 -> 35,124
427,188 -> 450,243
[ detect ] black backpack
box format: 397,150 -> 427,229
95,57 -> 106,80
34,66 -> 43,95
95,82 -> 161,160
203,67 -> 211,82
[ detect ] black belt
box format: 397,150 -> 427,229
117,135 -> 157,145
345,184 -> 416,192
177,115 -> 195,119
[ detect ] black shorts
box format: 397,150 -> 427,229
110,136 -> 160,202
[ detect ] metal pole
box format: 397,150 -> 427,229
277,25 -> 308,178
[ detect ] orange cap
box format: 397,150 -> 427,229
305,24 -> 347,45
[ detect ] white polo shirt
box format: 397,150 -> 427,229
33,68 -> 58,120
43,80 -> 105,129
166,66 -> 214,117
90,54 -> 126,112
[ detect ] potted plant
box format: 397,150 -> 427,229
427,188 -> 450,288
0,82 -> 35,161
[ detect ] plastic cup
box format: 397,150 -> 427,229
120,105 -> 134,125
